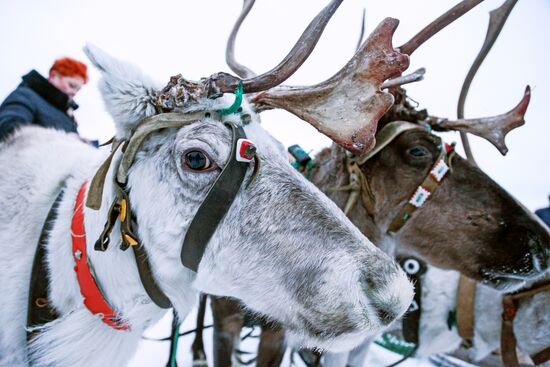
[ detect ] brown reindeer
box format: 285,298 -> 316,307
203,89 -> 545,367
188,0 -> 550,366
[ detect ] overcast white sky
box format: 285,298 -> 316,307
0,0 -> 548,213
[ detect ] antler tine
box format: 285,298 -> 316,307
381,67 -> 425,89
399,0 -> 485,56
226,0 -> 257,79
458,0 -> 520,164
356,8 -> 367,52
429,86 -> 530,155
210,0 -> 344,95
252,18 -> 410,154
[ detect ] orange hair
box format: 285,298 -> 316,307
49,57 -> 88,83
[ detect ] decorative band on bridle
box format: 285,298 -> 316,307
387,140 -> 455,233
340,121 -> 455,234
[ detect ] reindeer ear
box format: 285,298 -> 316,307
83,43 -> 161,139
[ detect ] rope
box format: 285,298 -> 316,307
217,81 -> 244,116
385,346 -> 418,367
169,321 -> 181,367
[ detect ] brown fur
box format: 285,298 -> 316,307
311,127 -> 549,289
205,96 -> 549,365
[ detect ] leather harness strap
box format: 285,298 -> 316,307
532,346 -> 550,366
500,280 -> 550,367
456,274 -> 476,346
131,243 -> 172,309
455,277 -> 550,366
93,184 -> 172,309
27,185 -> 66,338
181,122 -> 252,272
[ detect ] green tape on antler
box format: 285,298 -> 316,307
217,81 -> 243,116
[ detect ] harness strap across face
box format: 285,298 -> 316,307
339,122 -> 421,218
341,121 -> 454,234
181,121 -> 253,272
387,143 -> 453,233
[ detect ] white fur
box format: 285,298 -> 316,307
0,46 -> 413,366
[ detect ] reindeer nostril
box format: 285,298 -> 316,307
529,232 -> 549,272
374,307 -> 397,325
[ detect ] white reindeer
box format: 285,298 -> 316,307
0,35 -> 415,367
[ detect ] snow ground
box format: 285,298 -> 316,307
128,300 -> 436,367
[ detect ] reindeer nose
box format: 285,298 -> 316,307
499,222 -> 550,277
359,263 -> 414,326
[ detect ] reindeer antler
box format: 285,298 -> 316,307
225,0 -> 257,80
428,86 -> 530,155
398,0 -> 485,56
226,1 -> 409,154
382,68 -> 425,89
210,0 -> 344,95
457,0 -> 520,164
225,0 -> 492,154
252,18 -> 409,154
155,0 -> 343,111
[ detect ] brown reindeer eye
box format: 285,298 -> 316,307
183,150 -> 212,171
408,146 -> 429,157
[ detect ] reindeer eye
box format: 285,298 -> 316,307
408,146 -> 429,157
183,150 -> 213,171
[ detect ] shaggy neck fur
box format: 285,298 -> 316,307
4,128 -> 182,366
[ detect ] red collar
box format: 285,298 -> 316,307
71,181 -> 129,331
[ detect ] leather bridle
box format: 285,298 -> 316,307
341,122 -> 549,366
28,109 -> 258,333
342,121 -> 455,234
89,111 -> 257,306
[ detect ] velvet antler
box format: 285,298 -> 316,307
251,18 -> 409,154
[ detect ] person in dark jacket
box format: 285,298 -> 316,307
535,195 -> 550,227
0,57 -> 88,142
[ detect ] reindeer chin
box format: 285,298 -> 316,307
286,329 -> 378,353
480,275 -> 527,293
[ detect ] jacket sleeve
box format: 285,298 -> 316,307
0,87 -> 37,141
